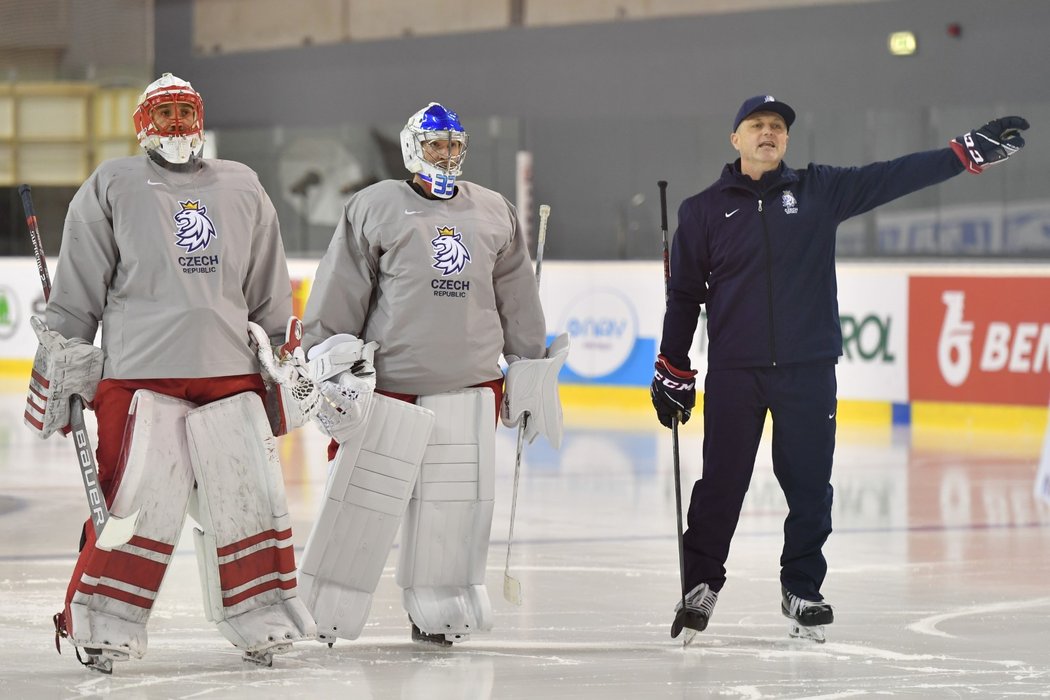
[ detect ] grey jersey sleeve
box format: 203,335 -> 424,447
46,170 -> 116,342
243,179 -> 293,343
493,196 -> 546,360
302,197 -> 378,353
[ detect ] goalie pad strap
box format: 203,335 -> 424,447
68,390 -> 197,658
298,394 -> 435,642
186,391 -> 316,651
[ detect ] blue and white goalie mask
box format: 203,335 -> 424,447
400,102 -> 468,199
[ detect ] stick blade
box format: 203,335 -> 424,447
95,509 -> 141,550
503,573 -> 523,606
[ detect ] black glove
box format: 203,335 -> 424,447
650,355 -> 697,429
950,116 -> 1029,174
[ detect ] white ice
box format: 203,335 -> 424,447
1,382 -> 1048,699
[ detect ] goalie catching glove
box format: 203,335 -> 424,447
501,333 -> 570,449
24,316 -> 104,439
248,320 -> 323,434
950,116 -> 1029,174
306,333 -> 378,443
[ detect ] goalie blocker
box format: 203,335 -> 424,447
62,390 -> 315,669
502,333 -> 570,448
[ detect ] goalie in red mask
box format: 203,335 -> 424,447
26,73 -> 320,673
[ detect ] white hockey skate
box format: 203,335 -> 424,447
78,647 -> 129,674
53,611 -> 130,675
242,642 -> 292,668
671,583 -> 719,646
781,585 -> 833,643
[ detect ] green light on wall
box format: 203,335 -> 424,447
889,31 -> 917,56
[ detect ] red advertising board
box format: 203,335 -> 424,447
909,276 -> 1050,405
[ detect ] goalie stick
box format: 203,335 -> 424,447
19,184 -> 138,550
502,203 -> 551,606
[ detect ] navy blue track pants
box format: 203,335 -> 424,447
682,363 -> 836,601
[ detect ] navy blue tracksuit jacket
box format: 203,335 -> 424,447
661,148 -> 964,370
659,147 -> 964,599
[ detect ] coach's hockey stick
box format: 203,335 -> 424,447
503,203 -> 550,606
19,184 -> 138,550
657,181 -> 694,644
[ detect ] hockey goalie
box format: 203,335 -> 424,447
24,73 -> 318,672
296,101 -> 569,646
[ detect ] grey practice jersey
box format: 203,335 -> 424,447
46,155 -> 292,379
303,179 -> 546,396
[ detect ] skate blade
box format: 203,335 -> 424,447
242,651 -> 273,667
671,608 -> 708,640
682,628 -> 698,646
86,657 -> 114,674
79,647 -> 127,674
788,623 -> 826,643
242,642 -> 292,667
411,626 -> 454,647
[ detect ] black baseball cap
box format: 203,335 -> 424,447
733,95 -> 796,131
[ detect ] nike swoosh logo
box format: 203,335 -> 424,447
404,209 -> 422,215
828,413 -> 835,419
146,179 -> 164,186
725,209 -> 740,218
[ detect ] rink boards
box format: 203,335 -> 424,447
1,257 -> 1048,431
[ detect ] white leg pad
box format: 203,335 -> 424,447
297,394 -> 435,642
69,390 -> 196,659
397,388 -> 496,641
185,392 -> 317,653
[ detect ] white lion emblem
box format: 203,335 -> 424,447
173,200 -> 217,252
431,226 -> 471,276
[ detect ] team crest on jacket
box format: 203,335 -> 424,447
173,200 -> 217,252
431,225 -> 471,276
781,190 -> 799,215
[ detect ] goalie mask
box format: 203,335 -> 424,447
133,73 -> 205,164
400,102 -> 468,199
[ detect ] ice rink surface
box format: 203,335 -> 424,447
1,383 -> 1048,699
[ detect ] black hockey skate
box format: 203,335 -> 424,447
670,583 -> 718,645
410,618 -> 453,647
781,585 -> 834,643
